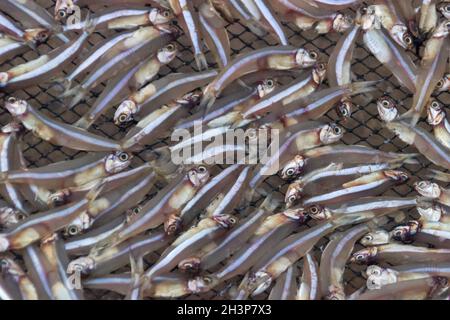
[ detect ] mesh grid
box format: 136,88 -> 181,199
0,0 -> 449,300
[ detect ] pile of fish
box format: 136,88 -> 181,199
0,0 -> 449,300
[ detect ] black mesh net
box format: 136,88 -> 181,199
0,0 -> 449,300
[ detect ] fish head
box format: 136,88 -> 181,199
414,181 -> 441,199
48,189 -> 71,207
333,14 -> 353,33
114,100 -> 137,125
336,99 -> 353,119
188,275 -> 219,293
157,43 -> 178,64
390,220 -> 419,243
320,123 -> 344,145
308,204 -> 331,221
25,28 -> 51,44
360,8 -> 376,30
325,287 -> 346,300
178,257 -> 201,274
295,48 -> 318,68
350,247 -> 378,264
0,207 -> 24,229
284,183 -> 303,208
433,20 -> 450,39
149,8 -> 174,25
391,24 -> 414,50
282,207 -> 309,223
438,2 -> 450,19
177,90 -> 203,108
64,212 -> 92,237
155,24 -> 179,37
4,97 -> 28,116
366,269 -> 398,290
54,0 -> 75,20
187,165 -> 210,187
105,151 -> 132,174
1,122 -> 23,134
248,271 -> 272,297
377,96 -> 398,122
0,236 -> 9,252
365,265 -> 384,277
257,79 -> 277,98
280,155 -> 305,180
312,62 -> 327,85
384,170 -> 409,184
126,206 -> 142,222
427,100 -> 445,126
435,73 -> 450,92
0,256 -> 11,272
213,214 -> 238,229
417,201 -> 443,222
360,229 -> 390,246
164,214 -> 182,235
67,257 -> 95,274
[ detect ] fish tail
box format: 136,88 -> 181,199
399,109 -> 420,126
82,11 -> 97,35
349,80 -> 382,95
199,86 -> 216,113
74,116 -> 90,130
147,146 -> 179,179
195,53 -> 208,71
400,153 -> 420,165
67,87 -> 88,109
85,180 -> 105,202
424,169 -> 450,182
51,77 -> 72,94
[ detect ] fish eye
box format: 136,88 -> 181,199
118,152 -> 129,162
197,165 -> 207,173
309,206 -> 319,214
286,168 -> 295,176
7,97 -> 17,104
68,225 -> 80,236
229,217 -> 236,224
436,79 -> 443,88
118,114 -> 129,123
16,213 -> 26,220
309,50 -> 318,59
58,10 -> 67,18
163,10 -> 171,17
266,79 -> 274,87
431,101 -> 440,108
288,195 -> 297,203
393,229 -> 403,237
356,254 -> 365,261
363,235 -> 373,241
133,207 -> 141,214
381,99 -> 390,107
318,63 -> 326,70
446,5 -> 450,12
166,43 -> 175,51
0,259 -> 8,268
202,276 -> 212,284
333,125 -> 342,135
